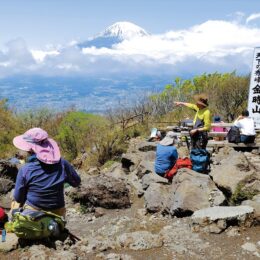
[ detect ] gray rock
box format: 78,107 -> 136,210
87,167 -> 100,175
166,168 -> 225,217
96,253 -> 134,260
0,190 -> 12,209
242,194 -> 260,222
125,172 -> 144,196
191,206 -> 255,233
225,226 -> 240,237
68,175 -> 131,209
117,231 -> 163,250
142,173 -> 169,190
121,153 -> 141,172
144,183 -> 171,213
143,151 -> 156,162
0,178 -> 13,195
0,160 -> 18,181
104,164 -> 126,181
24,245 -> 49,260
241,242 -> 258,252
0,233 -> 18,252
136,160 -> 155,179
137,141 -> 157,152
210,150 -> 260,203
53,251 -> 78,260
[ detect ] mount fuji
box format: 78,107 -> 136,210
78,21 -> 149,49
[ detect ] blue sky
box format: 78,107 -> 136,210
1,0 -> 260,78
1,0 -> 260,47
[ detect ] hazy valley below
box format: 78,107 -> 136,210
0,75 -> 171,113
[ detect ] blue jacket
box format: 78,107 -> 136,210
155,144 -> 178,176
14,155 -> 81,210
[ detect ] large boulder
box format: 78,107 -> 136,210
121,153 -> 141,172
0,233 -> 18,252
144,183 -> 171,213
0,190 -> 12,209
69,175 -> 131,209
242,194 -> 260,222
165,168 -> 225,217
142,173 -> 169,190
210,150 -> 260,204
103,162 -> 126,181
0,160 -> 18,181
135,160 -> 155,179
143,151 -> 156,162
191,206 -> 255,233
137,141 -> 157,152
0,178 -> 13,195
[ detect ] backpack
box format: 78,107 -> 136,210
164,158 -> 192,180
0,207 -> 7,229
190,149 -> 210,173
227,126 -> 241,143
5,209 -> 65,240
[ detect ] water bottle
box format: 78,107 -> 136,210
1,229 -> 6,242
48,220 -> 60,237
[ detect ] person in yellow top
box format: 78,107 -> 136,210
174,93 -> 211,149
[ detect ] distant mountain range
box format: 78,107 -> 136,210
77,21 -> 149,48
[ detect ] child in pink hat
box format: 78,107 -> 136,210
11,128 -> 81,217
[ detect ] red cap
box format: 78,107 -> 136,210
0,207 -> 5,221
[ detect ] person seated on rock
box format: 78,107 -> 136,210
148,128 -> 162,142
155,131 -> 178,177
234,110 -> 256,143
212,115 -> 227,141
11,128 -> 81,217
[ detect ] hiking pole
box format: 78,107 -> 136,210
185,135 -> 190,151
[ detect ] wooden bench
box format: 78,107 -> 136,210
176,131 -> 228,137
163,123 -> 260,150
207,140 -> 260,148
166,123 -> 234,129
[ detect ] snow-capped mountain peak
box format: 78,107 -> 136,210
78,21 -> 149,49
99,21 -> 149,40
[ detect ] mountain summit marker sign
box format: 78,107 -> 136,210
248,47 -> 260,129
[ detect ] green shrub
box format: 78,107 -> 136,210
0,99 -> 21,157
56,111 -> 107,161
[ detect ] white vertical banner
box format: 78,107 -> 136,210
248,47 -> 260,129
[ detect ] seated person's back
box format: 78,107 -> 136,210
155,131 -> 178,176
212,115 -> 227,132
12,127 -> 81,216
234,110 -> 256,143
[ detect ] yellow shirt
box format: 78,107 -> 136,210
186,103 -> 211,131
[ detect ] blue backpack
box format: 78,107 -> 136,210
190,149 -> 210,173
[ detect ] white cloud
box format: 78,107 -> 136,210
31,50 -> 59,63
1,17 -> 260,77
246,13 -> 260,23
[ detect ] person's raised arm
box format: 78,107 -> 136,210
174,101 -> 189,107
174,101 -> 198,111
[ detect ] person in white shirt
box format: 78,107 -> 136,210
234,110 -> 256,143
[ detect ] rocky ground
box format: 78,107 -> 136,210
0,138 -> 260,260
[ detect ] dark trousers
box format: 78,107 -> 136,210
240,135 -> 255,143
190,131 -> 208,149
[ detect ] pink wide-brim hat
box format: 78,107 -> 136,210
13,128 -> 61,164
